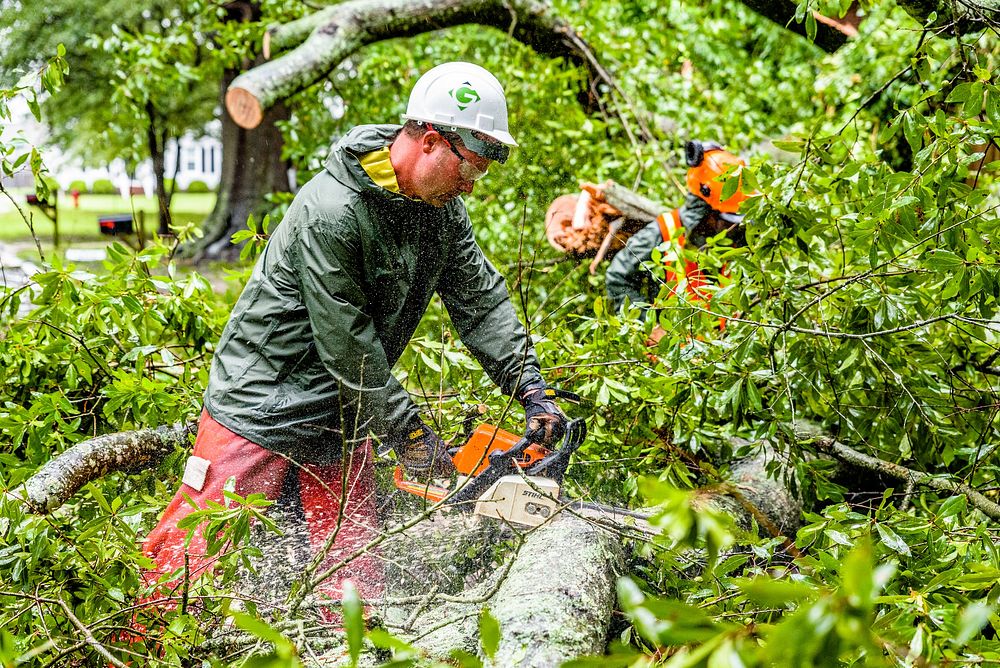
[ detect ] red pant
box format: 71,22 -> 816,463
141,411 -> 383,608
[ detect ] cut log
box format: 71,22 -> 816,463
597,180 -> 667,223
396,513 -> 625,665
17,422 -> 195,513
226,0 -> 596,129
545,180 -> 668,259
482,514 -> 624,667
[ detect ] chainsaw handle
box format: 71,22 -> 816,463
549,388 -> 582,404
445,435 -> 534,507
525,418 -> 587,482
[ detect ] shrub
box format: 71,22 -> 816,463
68,180 -> 86,193
185,180 -> 210,193
91,179 -> 118,194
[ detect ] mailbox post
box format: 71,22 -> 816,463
25,191 -> 59,247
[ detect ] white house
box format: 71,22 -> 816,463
1,97 -> 222,195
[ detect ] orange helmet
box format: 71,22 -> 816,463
685,140 -> 749,214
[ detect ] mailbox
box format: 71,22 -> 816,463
98,214 -> 134,236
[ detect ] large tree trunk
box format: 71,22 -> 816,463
190,65 -> 291,260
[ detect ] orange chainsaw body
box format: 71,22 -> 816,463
393,424 -> 550,502
452,424 -> 548,476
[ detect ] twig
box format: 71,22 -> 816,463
795,425 -> 1000,520
55,595 -> 128,668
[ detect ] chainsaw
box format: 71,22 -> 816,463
393,394 -> 653,532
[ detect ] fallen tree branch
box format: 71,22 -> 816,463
18,422 -> 196,513
793,422 -> 1000,520
227,0 -> 598,129
736,0 -> 851,52
894,0 -> 1000,34
56,595 -> 129,668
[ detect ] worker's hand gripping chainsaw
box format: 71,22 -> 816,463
394,393 -> 586,528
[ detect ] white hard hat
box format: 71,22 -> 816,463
402,61 -> 517,163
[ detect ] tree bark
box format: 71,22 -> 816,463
190,65 -> 292,260
894,0 -> 1000,33
735,0 -> 850,53
704,439 -> 803,537
145,102 -> 173,237
385,513 -> 625,665
18,423 -> 804,663
16,422 -> 195,513
225,0 -> 594,129
792,422 -> 1000,520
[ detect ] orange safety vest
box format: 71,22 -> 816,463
655,209 -> 710,300
656,209 -> 727,330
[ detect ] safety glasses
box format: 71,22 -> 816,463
429,125 -> 491,182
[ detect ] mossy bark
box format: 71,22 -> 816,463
394,513 -> 625,665
18,422 -> 195,513
704,439 -> 804,536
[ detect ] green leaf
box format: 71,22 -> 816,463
937,495 -> 967,519
0,630 -> 17,664
903,112 -> 923,154
947,82 -> 973,104
231,612 -> 288,647
367,629 -> 415,654
737,577 -> 816,606
953,566 -> 1000,590
966,82 -> 985,117
343,580 -> 363,666
875,523 -> 911,556
479,607 -> 500,660
562,653 -> 638,667
720,172 -> 740,202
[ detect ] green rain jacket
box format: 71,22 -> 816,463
203,124 -> 543,464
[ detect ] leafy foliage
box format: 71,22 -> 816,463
4,0 -> 1000,664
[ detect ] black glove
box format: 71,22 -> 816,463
516,383 -> 568,446
390,420 -> 455,479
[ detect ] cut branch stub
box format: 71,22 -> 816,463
226,0 -> 593,129
19,422 -> 196,514
225,87 -> 264,131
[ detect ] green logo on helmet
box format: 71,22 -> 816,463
449,82 -> 481,111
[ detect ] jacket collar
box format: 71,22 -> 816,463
324,124 -> 417,203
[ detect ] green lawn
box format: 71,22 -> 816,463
0,191 -> 216,244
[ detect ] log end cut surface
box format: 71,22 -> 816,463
226,87 -> 264,129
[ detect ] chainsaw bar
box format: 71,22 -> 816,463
563,499 -> 656,536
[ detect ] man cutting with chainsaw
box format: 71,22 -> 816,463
142,62 -> 567,608
606,140 -> 751,333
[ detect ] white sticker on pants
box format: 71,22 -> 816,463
182,456 -> 211,492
